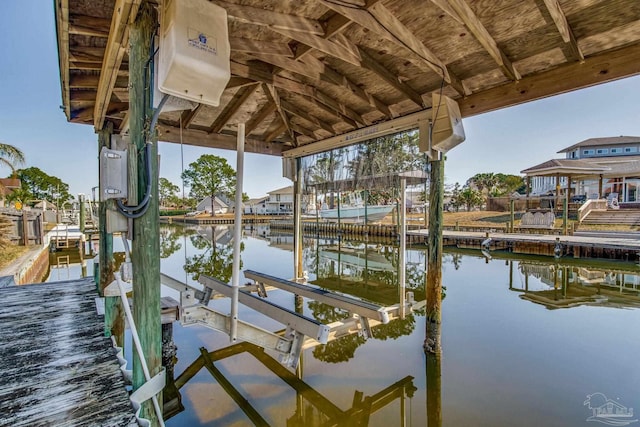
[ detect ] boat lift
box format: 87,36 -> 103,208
161,270 -> 424,369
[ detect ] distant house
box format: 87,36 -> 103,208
265,186 -> 293,214
521,136 -> 640,203
244,196 -> 268,214
196,196 -> 229,214
0,178 -> 21,208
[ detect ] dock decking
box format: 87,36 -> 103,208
0,278 -> 136,427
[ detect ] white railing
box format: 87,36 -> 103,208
578,199 -> 608,222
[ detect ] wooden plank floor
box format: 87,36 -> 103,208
0,278 -> 137,427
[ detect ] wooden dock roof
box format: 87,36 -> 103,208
55,0 -> 640,156
0,278 -> 137,426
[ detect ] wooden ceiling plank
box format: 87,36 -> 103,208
289,122 -> 317,140
229,37 -> 294,57
207,83 -> 260,134
69,47 -> 106,63
68,23 -> 110,38
245,102 -> 277,135
157,123 -> 284,155
271,27 -> 362,66
264,84 -> 296,143
436,0 -> 521,81
358,47 -> 425,107
280,99 -> 335,134
213,0 -> 324,35
94,0 -> 141,130
180,104 -> 204,129
459,43 -> 640,118
310,91 -> 362,127
540,0 -> 584,61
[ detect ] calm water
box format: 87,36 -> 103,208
48,224 -> 640,426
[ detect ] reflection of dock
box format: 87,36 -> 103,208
169,341 -> 416,426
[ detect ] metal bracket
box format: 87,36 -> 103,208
279,327 -> 305,369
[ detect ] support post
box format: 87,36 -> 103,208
425,352 -> 442,427
98,123 -> 124,345
399,178 -> 406,319
598,174 -> 603,199
425,156 -> 443,354
21,210 -> 28,246
509,199 -> 515,233
564,176 -> 570,235
555,173 -> 560,213
79,194 -> 86,233
130,4 -> 162,423
525,176 -> 531,210
230,123 -> 245,342
293,157 -> 303,279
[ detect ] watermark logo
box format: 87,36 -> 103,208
584,392 -> 637,426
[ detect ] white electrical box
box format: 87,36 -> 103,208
282,158 -> 296,181
430,93 -> 466,153
99,147 -> 128,201
158,0 -> 231,107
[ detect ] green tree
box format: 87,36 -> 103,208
0,143 -> 25,172
457,187 -> 483,211
181,155 -> 236,217
5,187 -> 33,206
159,177 -> 180,208
15,167 -> 72,206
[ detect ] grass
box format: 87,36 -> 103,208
0,244 -> 29,271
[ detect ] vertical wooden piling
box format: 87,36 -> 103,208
130,4 -> 162,423
98,123 -> 124,345
79,194 -> 86,234
425,156 -> 443,354
425,352 -> 442,427
509,199 -> 515,233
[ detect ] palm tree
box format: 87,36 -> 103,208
0,143 -> 25,172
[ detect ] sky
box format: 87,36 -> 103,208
1,2 -> 639,200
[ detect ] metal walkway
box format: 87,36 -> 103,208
0,278 -> 136,427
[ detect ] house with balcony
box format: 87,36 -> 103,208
265,186 -> 293,214
521,136 -> 640,204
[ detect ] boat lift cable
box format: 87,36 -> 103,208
117,94 -> 169,219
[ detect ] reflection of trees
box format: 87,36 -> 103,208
159,226 -> 182,259
183,226 -> 241,283
443,252 -> 462,270
372,313 -> 416,340
312,334 -> 366,363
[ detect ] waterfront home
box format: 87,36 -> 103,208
195,196 -> 229,215
243,196 -> 269,214
266,186 -> 293,214
522,136 -> 640,204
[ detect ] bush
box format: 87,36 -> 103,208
160,209 -> 190,217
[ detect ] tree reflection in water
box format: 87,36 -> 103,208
183,225 -> 241,283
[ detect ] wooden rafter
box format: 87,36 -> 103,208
263,84 -> 295,143
94,0 -> 141,130
68,14 -> 110,37
358,47 -> 425,107
232,61 -> 365,127
212,0 -> 324,35
180,104 -> 204,129
245,102 -> 277,135
69,47 -> 105,63
280,99 -> 335,134
431,0 -> 520,81
538,0 -> 584,61
265,122 -> 289,144
226,76 -> 259,90
71,74 -> 128,89
294,13 -> 353,60
271,28 -> 362,66
320,0 -> 467,96
207,83 -> 259,134
288,122 -> 317,140
55,0 -> 70,120
229,37 -> 293,57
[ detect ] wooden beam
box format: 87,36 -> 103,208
280,99 -> 335,134
263,84 -> 295,143
459,43 -> 640,118
69,46 -> 105,63
207,83 -> 259,134
288,122 -> 317,140
358,47 -> 425,107
294,13 -> 353,60
94,0 -> 141,130
230,37 -> 293,57
271,28 -> 362,66
55,0 -> 70,120
539,0 -> 584,61
213,0 -> 324,35
434,0 -> 520,81
68,14 -> 110,37
265,122 -> 288,144
70,74 -> 128,89
179,104 -> 204,129
157,123 -> 283,155
245,102 -> 277,135
320,0 -> 466,95
226,76 -> 258,90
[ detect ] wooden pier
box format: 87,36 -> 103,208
0,278 -> 136,426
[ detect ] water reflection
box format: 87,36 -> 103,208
156,225 -> 640,426
167,340 -> 416,426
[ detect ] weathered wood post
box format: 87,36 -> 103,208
79,194 -> 86,234
130,4 -> 162,423
525,176 -> 531,210
21,210 -> 28,246
509,199 -> 515,233
98,123 -> 125,344
425,156 -> 443,354
426,352 -> 442,427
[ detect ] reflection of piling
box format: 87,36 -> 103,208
426,351 -> 442,427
